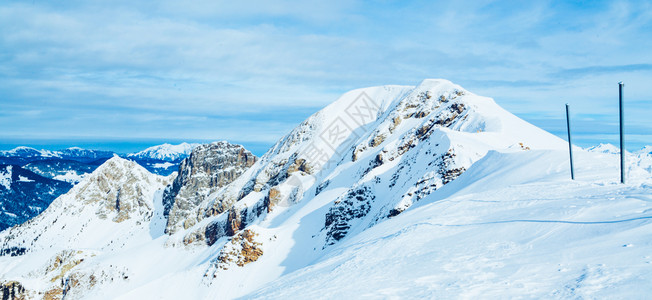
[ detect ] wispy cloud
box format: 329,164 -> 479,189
1,0 -> 651,152
553,64 -> 652,79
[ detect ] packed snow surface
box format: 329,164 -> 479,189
247,149 -> 652,299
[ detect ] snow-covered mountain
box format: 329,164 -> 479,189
2,79 -> 651,299
0,147 -> 114,165
0,156 -> 175,298
587,143 -> 621,154
0,147 -> 59,166
0,147 -> 58,158
0,148 -> 113,231
128,143 -> 200,162
587,143 -> 652,175
0,144 -> 199,231
57,147 -> 115,163
0,144 -> 199,232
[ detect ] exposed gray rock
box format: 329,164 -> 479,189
72,157 -> 165,223
163,142 -> 257,234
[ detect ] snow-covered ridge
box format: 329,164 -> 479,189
127,142 -> 201,161
0,146 -> 58,158
586,143 -> 652,173
587,143 -> 620,154
164,79 -> 568,255
0,146 -> 113,160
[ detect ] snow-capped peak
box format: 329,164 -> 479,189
1,146 -> 58,158
636,145 -> 652,155
0,155 -> 171,253
587,143 -> 621,154
0,146 -> 114,160
128,142 -> 201,161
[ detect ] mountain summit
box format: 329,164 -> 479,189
1,156 -> 171,252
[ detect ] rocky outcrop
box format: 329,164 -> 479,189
324,186 -> 376,246
0,281 -> 28,300
72,157 -> 166,223
204,229 -> 263,278
163,142 -> 257,234
181,200 -> 272,247
1,249 -> 129,300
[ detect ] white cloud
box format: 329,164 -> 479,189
0,0 -> 651,150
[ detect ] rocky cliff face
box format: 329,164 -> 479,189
163,142 -> 257,234
72,156 -> 165,223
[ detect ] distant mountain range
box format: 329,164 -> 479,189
127,142 -> 200,162
0,147 -> 114,165
0,143 -> 207,231
0,144 -> 203,175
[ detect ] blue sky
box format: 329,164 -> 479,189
1,0 -> 651,155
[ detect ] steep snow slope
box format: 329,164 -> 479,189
247,148 -> 652,299
128,143 -> 200,162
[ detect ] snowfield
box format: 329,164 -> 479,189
1,79 -> 651,299
246,149 -> 652,299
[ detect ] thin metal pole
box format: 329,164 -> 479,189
619,82 -> 625,184
566,104 -> 575,180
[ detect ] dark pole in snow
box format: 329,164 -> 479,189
619,82 -> 625,184
566,104 -> 575,180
